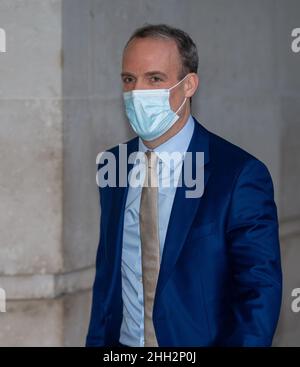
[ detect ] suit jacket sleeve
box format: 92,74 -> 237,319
225,158 -> 282,346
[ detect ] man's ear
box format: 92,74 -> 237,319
185,73 -> 199,98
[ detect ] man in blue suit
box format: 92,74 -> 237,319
86,24 -> 282,347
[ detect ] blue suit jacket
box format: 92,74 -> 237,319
86,118 -> 282,347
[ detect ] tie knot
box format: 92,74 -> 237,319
145,150 -> 158,169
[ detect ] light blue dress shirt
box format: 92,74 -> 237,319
119,115 -> 195,347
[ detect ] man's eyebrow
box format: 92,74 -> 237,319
120,71 -> 168,78
121,72 -> 136,78
144,71 -> 168,78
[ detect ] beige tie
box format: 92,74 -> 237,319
140,150 -> 160,347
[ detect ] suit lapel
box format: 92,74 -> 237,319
155,118 -> 211,298
106,137 -> 139,262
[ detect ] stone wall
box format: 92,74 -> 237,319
0,0 -> 299,346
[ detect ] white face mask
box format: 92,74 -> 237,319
123,74 -> 189,141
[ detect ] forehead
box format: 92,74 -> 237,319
122,37 -> 181,74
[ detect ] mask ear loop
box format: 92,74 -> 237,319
175,97 -> 187,114
168,73 -> 190,91
169,74 -> 189,114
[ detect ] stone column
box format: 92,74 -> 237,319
0,0 -> 96,346
0,0 -> 299,346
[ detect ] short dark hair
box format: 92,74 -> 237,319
125,24 -> 198,79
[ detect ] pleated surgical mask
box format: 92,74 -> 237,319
123,74 -> 188,141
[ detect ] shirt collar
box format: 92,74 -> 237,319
138,115 -> 195,169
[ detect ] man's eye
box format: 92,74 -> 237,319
123,77 -> 134,84
150,76 -> 162,83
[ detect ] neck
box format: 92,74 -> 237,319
142,105 -> 191,149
